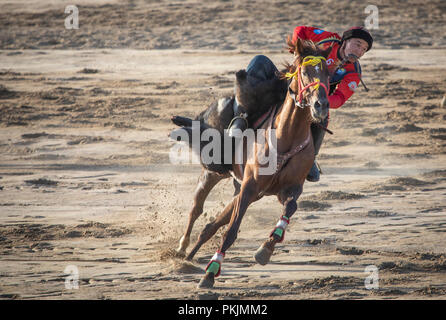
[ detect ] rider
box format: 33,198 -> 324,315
229,26 -> 373,182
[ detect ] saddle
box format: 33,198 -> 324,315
232,69 -> 287,131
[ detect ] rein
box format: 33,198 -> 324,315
285,56 -> 330,108
341,54 -> 369,92
286,55 -> 333,135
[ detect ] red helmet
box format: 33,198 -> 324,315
342,26 -> 373,51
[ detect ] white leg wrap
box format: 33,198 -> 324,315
276,218 -> 289,230
211,252 -> 224,263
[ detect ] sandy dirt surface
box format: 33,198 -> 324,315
0,0 -> 445,300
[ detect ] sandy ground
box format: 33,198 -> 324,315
0,0 -> 445,300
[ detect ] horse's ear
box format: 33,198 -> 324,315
295,37 -> 305,57
286,35 -> 297,55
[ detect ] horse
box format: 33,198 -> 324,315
170,37 -> 332,288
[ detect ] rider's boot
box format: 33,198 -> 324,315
306,121 -> 327,182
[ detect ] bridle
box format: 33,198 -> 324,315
254,58 -> 332,193
285,55 -> 330,108
285,55 -> 333,135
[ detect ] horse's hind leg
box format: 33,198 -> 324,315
185,196 -> 236,261
176,169 -> 226,256
254,184 -> 302,265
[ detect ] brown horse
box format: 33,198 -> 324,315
173,38 -> 332,288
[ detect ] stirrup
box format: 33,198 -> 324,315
227,113 -> 248,137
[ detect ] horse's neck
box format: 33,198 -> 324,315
273,83 -> 311,153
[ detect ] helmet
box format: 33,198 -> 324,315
342,26 -> 373,51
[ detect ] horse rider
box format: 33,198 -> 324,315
228,26 -> 374,182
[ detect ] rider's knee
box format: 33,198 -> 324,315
246,55 -> 278,82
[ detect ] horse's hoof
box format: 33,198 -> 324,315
174,249 -> 186,259
176,235 -> 189,258
254,244 -> 273,266
198,272 -> 215,289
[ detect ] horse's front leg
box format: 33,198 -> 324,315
185,179 -> 241,260
254,184 -> 302,265
185,196 -> 236,261
176,169 -> 226,256
198,178 -> 258,288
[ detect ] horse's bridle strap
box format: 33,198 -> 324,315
286,55 -> 329,108
276,133 -> 311,172
288,81 -> 329,108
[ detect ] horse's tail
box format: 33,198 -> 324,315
170,114 -> 213,139
171,115 -> 195,128
170,116 -> 206,151
170,115 -> 217,156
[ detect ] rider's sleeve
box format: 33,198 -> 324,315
328,74 -> 360,109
